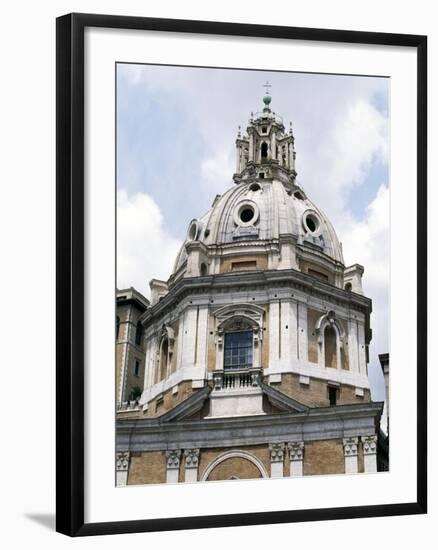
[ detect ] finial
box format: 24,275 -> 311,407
250,111 -> 254,122
237,125 -> 241,138
289,121 -> 293,134
262,81 -> 272,113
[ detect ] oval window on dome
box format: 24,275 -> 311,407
240,207 -> 255,223
187,219 -> 200,241
234,201 -> 259,227
303,210 -> 321,235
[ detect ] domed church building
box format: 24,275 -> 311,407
116,91 -> 385,486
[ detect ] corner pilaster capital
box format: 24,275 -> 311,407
184,448 -> 200,469
287,441 -> 304,461
343,437 -> 359,457
269,442 -> 285,463
166,450 -> 181,469
116,451 -> 130,472
362,435 -> 378,455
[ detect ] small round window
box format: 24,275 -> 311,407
234,201 -> 259,227
303,210 -> 321,234
249,182 -> 261,192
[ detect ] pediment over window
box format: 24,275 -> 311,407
214,303 -> 265,333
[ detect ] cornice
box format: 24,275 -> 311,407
116,401 -> 384,452
140,268 -> 372,326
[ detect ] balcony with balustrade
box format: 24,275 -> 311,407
208,367 -> 265,418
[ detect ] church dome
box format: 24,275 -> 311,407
172,179 -> 344,276
170,92 -> 345,287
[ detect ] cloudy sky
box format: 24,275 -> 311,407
116,63 -> 389,403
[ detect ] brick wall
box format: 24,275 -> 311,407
303,439 -> 345,475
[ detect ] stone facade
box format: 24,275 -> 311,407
116,91 -> 387,485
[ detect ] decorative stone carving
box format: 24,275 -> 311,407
166,450 -> 181,469
184,449 -> 200,469
269,442 -> 285,463
343,437 -> 358,457
362,435 -> 377,455
116,451 -> 130,472
288,441 -> 304,461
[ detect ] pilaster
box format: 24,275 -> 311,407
362,435 -> 378,473
288,441 -> 304,476
116,451 -> 130,486
166,450 -> 181,483
269,442 -> 285,478
184,448 -> 200,483
343,437 -> 359,474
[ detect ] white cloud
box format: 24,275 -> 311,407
341,184 -> 390,402
301,98 -> 389,226
117,190 -> 182,298
200,147 -> 235,194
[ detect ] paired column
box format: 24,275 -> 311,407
343,435 -> 378,474
116,451 -> 130,486
270,441 -> 304,477
166,449 -> 200,483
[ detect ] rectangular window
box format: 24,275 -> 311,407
328,386 -> 337,406
223,330 -> 253,370
134,360 -> 140,377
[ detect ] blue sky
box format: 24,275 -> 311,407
116,63 -> 389,405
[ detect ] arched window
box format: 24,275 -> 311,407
324,326 -> 337,368
160,338 -> 169,380
316,311 -> 345,371
345,282 -> 352,291
261,142 -> 268,161
135,320 -> 142,346
200,262 -> 208,276
224,330 -> 253,370
116,315 -> 120,339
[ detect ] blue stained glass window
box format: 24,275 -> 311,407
223,330 -> 253,370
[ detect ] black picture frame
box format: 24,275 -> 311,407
56,12 -> 427,537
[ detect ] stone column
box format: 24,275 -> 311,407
271,131 -> 276,160
166,450 -> 181,483
184,449 -> 200,483
249,132 -> 254,162
269,443 -> 285,478
343,437 -> 359,474
116,451 -> 130,487
288,441 -> 304,476
362,435 -> 378,473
